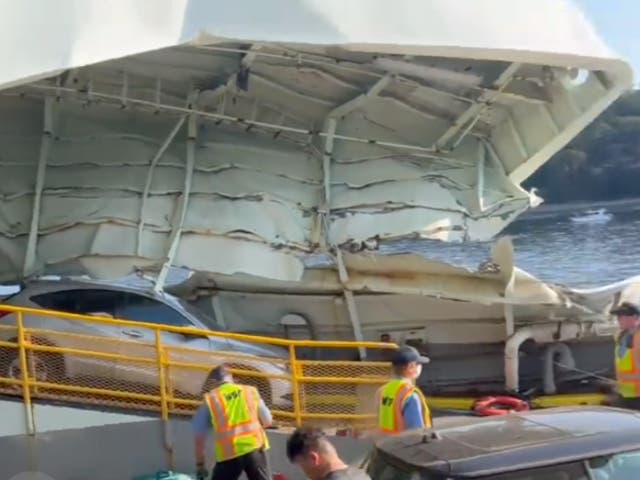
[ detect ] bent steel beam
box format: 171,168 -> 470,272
317,75 -> 391,353
435,63 -> 521,151
336,249 -> 367,359
155,91 -> 199,292
136,115 -> 187,256
23,96 -> 54,277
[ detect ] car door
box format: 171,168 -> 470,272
113,291 -> 210,391
28,288 -> 126,379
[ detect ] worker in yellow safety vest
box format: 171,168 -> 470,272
192,364 -> 273,480
611,302 -> 640,410
376,345 -> 432,436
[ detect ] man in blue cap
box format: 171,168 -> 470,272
376,345 -> 432,436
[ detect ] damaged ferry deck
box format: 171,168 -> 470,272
0,0 -> 635,396
0,1 -> 638,478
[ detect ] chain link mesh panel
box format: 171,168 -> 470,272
23,328 -> 162,412
0,305 -> 395,430
0,320 -> 19,394
295,352 -> 391,430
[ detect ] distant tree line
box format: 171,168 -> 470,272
524,90 -> 640,203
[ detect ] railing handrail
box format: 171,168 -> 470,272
0,303 -> 394,441
0,303 -> 396,350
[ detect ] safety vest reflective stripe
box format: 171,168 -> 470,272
615,331 -> 640,398
377,379 -> 431,435
377,381 -> 400,434
205,383 -> 269,461
616,334 -> 640,373
206,388 -> 261,433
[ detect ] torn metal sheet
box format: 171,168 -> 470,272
0,1 -> 633,282
167,239 -> 563,307
161,237 -> 640,348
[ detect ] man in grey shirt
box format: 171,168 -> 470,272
286,427 -> 371,480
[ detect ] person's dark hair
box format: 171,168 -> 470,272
209,364 -> 231,382
286,427 -> 327,462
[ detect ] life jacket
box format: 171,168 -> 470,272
615,330 -> 640,398
204,382 -> 270,461
376,378 -> 431,435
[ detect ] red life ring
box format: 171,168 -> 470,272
473,395 -> 530,416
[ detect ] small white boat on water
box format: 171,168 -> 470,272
570,208 -> 613,224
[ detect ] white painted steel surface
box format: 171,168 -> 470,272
0,0 -> 633,283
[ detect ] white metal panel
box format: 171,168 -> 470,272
174,235 -> 305,281
0,0 -> 633,282
0,0 -> 631,90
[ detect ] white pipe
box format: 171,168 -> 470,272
504,323 -> 584,392
435,62 -> 520,149
27,83 -> 444,155
476,141 -> 486,213
542,342 -> 575,394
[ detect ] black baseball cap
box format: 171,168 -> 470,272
391,346 -> 430,366
610,302 -> 640,316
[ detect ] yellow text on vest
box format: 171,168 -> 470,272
376,379 -> 431,435
205,383 -> 270,461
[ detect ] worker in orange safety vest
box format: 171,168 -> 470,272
376,345 -> 432,436
610,302 -> 640,410
192,364 -> 273,480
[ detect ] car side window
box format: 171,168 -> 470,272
588,450 -> 640,480
30,289 -> 123,317
116,293 -> 191,328
366,450 -> 435,480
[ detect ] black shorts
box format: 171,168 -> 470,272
210,448 -> 271,480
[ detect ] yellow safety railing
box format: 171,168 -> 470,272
0,303 -> 395,432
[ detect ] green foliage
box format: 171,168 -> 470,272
524,90 -> 640,203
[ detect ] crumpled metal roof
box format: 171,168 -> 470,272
164,237 -> 640,329
167,251 -> 561,306
0,0 -> 633,283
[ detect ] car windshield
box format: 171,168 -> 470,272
367,448 -> 640,480
174,298 -> 218,330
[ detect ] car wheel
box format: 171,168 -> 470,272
0,338 -> 65,386
201,364 -> 273,407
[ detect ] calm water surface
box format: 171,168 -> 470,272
379,207 -> 640,288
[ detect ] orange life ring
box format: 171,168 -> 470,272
473,395 -> 530,416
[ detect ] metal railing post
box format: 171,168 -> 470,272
17,311 -> 35,435
289,344 -> 303,427
155,329 -> 174,469
0,301 -> 399,432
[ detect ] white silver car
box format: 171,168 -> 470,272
0,279 -> 292,409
